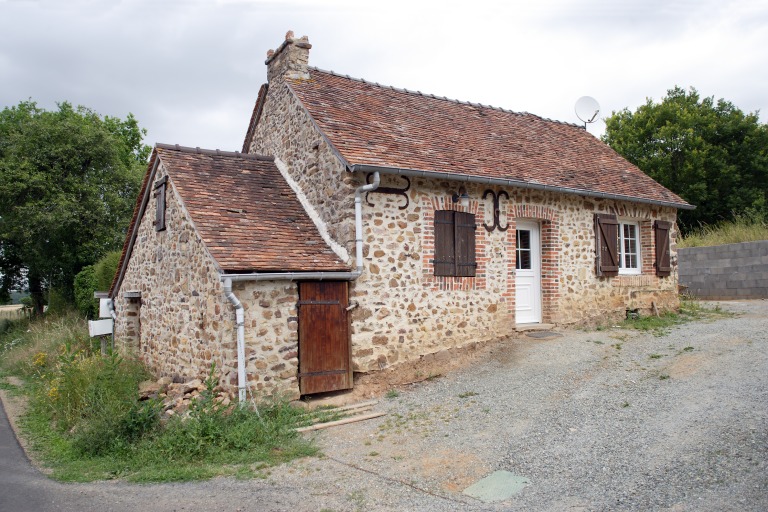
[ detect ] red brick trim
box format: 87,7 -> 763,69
640,219 -> 654,275
508,205 -> 561,324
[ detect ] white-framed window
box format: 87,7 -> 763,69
618,220 -> 641,274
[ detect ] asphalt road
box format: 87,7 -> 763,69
0,393 -> 64,512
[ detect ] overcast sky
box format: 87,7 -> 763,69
2,0 -> 766,152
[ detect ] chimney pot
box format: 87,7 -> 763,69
265,30 -> 312,82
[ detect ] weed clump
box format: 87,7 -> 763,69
46,349 -> 159,457
621,300 -> 732,336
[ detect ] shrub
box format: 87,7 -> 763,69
74,265 -> 98,318
149,370 -> 308,461
94,251 -> 121,290
73,251 -> 122,320
46,288 -> 70,315
6,316 -> 319,481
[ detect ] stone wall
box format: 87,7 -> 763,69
114,161 -> 301,399
553,196 -> 680,325
348,177 -> 514,372
678,241 -> 768,299
345,175 -> 681,372
231,280 -> 301,399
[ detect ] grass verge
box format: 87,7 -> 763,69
679,215 -> 768,248
621,299 -> 733,336
0,312 -> 324,483
19,389 -> 320,482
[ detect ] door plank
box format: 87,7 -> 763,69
298,282 -> 352,395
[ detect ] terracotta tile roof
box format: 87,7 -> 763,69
110,145 -> 348,295
287,68 -> 690,208
155,145 -> 348,273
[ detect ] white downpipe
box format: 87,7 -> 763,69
223,278 -> 247,404
220,172 -> 379,400
354,172 -> 380,273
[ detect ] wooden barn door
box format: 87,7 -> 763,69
297,281 -> 352,395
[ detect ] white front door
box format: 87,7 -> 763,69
515,220 -> 542,324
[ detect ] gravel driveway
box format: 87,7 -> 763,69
2,300 -> 767,511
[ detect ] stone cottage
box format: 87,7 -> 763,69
111,32 -> 692,400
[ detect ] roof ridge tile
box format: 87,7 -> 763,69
155,142 -> 274,162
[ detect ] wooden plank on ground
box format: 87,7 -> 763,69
296,412 -> 386,433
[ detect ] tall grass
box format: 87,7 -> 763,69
0,311 -> 90,377
1,313 -> 320,482
679,215 -> 768,248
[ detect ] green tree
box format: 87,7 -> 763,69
602,87 -> 768,232
0,101 -> 148,314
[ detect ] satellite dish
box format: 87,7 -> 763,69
575,96 -> 600,127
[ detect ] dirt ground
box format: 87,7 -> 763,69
303,334 -> 522,406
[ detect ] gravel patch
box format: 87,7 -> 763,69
293,300 -> 768,511
2,300 -> 766,511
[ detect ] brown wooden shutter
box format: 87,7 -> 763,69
153,176 -> 168,232
434,210 -> 455,276
595,213 -> 619,276
454,211 -> 477,277
654,220 -> 672,276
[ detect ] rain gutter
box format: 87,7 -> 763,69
348,164 -> 695,210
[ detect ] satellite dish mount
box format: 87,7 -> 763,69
575,96 -> 600,129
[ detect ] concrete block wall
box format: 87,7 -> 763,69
678,241 -> 768,299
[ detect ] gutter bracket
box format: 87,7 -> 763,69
364,173 -> 409,210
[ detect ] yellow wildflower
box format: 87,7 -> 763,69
33,352 -> 47,367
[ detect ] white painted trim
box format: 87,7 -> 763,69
515,220 -> 542,324
273,157 -> 350,263
618,219 -> 642,275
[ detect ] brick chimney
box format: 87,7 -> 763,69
265,31 -> 312,82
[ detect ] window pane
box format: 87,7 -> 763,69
517,250 -> 531,270
628,252 -> 637,268
516,230 -> 531,270
517,230 -> 531,250
625,238 -> 637,257
619,222 -> 639,270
